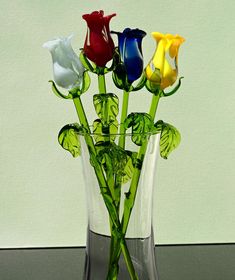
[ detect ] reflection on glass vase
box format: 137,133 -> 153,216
79,130 -> 160,280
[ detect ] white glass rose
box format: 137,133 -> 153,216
43,35 -> 84,90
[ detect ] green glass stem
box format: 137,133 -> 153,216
115,90 -> 130,211
108,90 -> 161,268
98,73 -> 107,93
121,142 -> 148,233
149,93 -> 160,120
98,73 -> 110,133
107,234 -> 120,279
107,90 -> 130,278
97,72 -> 137,278
122,92 -> 161,233
104,153 -> 116,203
118,90 -> 130,148
73,97 -> 138,280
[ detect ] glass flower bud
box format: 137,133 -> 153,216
82,10 -> 116,67
43,35 -> 84,90
145,32 -> 185,89
113,28 -> 146,83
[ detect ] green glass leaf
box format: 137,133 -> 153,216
124,113 -> 155,146
58,123 -> 81,157
144,68 -> 161,95
68,71 -> 91,97
81,71 -> 91,93
96,142 -> 135,184
122,151 -> 137,184
93,119 -> 118,143
93,93 -> 119,125
112,63 -> 132,92
49,80 -> 73,99
155,120 -> 181,159
131,73 -> 147,91
104,48 -> 121,73
79,50 -> 94,72
145,80 -> 161,95
160,77 -> 184,97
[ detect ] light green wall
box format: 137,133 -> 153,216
0,0 -> 235,247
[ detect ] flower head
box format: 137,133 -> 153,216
145,32 -> 185,89
82,10 -> 116,67
43,35 -> 84,90
112,28 -> 146,83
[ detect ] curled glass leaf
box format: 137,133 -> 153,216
68,71 -> 91,97
58,123 -> 82,157
145,77 -> 161,95
112,61 -> 146,92
131,73 -> 147,91
155,120 -> 181,159
104,47 -> 120,73
93,119 -> 118,143
49,80 -> 73,99
79,50 -> 94,72
93,93 -> 119,125
112,63 -> 131,91
81,70 -> 91,93
124,113 -> 155,146
160,77 -> 184,97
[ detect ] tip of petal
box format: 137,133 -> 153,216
151,32 -> 185,44
172,34 -> 185,44
43,35 -> 75,51
82,10 -> 103,20
67,34 -> 74,41
108,13 -> 117,18
42,38 -> 60,50
151,32 -> 164,41
122,28 -> 146,38
82,10 -> 116,22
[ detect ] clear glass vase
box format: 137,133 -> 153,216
78,130 -> 160,280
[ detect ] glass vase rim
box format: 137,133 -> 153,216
76,125 -> 160,137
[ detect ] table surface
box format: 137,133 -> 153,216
0,244 -> 235,280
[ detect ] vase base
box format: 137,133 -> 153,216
83,229 -> 159,280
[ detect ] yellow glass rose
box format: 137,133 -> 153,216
145,32 -> 185,90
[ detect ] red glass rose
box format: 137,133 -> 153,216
82,10 -> 116,67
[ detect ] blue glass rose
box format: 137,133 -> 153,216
112,28 -> 146,83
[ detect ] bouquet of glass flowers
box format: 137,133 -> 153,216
44,10 -> 185,280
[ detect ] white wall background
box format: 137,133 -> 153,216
0,0 -> 235,248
